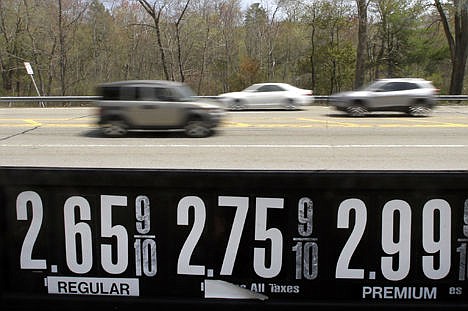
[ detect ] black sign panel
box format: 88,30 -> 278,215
0,167 -> 467,310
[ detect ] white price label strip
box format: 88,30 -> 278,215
45,276 -> 139,296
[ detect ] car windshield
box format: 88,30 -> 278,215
242,85 -> 260,92
364,81 -> 387,91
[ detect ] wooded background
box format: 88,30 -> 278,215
0,0 -> 467,97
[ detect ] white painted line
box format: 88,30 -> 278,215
0,144 -> 467,148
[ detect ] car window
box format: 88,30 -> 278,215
99,86 -> 120,100
393,82 -> 419,91
403,82 -> 419,90
394,82 -> 406,90
257,85 -> 271,92
380,82 -> 401,92
257,85 -> 284,92
119,86 -> 136,100
136,87 -> 156,101
153,88 -> 174,101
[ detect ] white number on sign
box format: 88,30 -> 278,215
335,198 -> 367,279
176,196 -> 284,278
298,197 -> 313,237
381,200 -> 411,281
16,191 -> 47,269
64,196 -> 94,273
100,195 -> 129,274
218,196 -> 249,275
135,195 -> 151,234
17,192 -> 132,274
422,199 -> 451,279
336,198 -> 453,281
177,196 -> 206,275
254,197 -> 284,278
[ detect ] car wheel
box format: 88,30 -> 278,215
184,120 -> 211,138
101,121 -> 128,137
408,101 -> 431,117
283,99 -> 297,110
346,103 -> 367,117
229,99 -> 246,110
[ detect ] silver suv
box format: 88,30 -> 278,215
329,78 -> 438,117
95,80 -> 225,137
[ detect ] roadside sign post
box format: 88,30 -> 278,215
24,62 -> 45,107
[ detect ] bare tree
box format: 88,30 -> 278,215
138,0 -> 170,80
354,0 -> 368,89
0,0 -> 25,94
266,2 -> 282,81
56,0 -> 88,96
194,0 -> 215,93
217,0 -> 242,92
174,0 -> 191,82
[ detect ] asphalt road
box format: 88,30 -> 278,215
1,105 -> 468,170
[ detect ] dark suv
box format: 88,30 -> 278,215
95,80 -> 225,137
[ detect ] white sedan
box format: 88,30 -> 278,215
218,82 -> 314,110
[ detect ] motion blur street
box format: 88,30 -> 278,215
1,105 -> 468,170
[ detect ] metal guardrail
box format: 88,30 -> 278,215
313,95 -> 468,101
0,95 -> 467,103
0,96 -> 100,102
434,95 -> 468,101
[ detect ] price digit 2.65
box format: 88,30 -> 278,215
16,191 -> 131,275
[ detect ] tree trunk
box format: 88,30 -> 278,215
435,0 -> 468,94
138,0 -> 170,81
175,0 -> 191,82
58,0 -> 66,96
450,0 -> 468,94
354,0 -> 368,90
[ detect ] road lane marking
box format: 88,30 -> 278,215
24,119 -> 42,126
2,117 -> 468,128
0,144 -> 466,148
297,117 -> 365,127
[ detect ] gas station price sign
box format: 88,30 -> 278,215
1,168 -> 467,309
